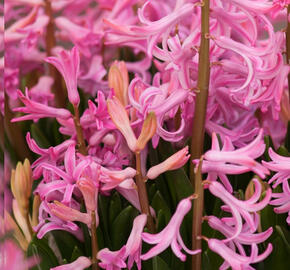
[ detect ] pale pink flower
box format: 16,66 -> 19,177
207,238 -> 272,270
263,148 -> 290,188
124,214 -> 147,270
270,180 -> 290,225
208,179 -> 272,241
147,146 -> 190,179
49,201 -> 91,226
29,76 -> 54,105
51,256 -> 92,270
195,130 -> 269,192
97,247 -> 127,270
141,195 -> 200,261
46,47 -> 80,106
100,167 -> 136,191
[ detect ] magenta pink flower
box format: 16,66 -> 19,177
141,195 -> 200,261
12,88 -> 71,122
45,47 -> 80,106
147,146 -> 190,179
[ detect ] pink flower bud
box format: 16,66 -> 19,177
147,146 -> 190,179
107,96 -> 137,152
77,178 -> 98,212
49,201 -> 91,226
136,112 -> 157,152
108,61 -> 129,106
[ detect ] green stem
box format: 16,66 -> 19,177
135,152 -> 155,232
91,210 -> 99,270
73,105 -> 87,155
190,1 -> 210,269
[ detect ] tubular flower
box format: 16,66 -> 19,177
147,146 -> 190,179
207,238 -> 273,270
141,195 -> 200,261
12,89 -> 71,122
51,256 -> 92,270
208,179 -> 272,241
194,130 -> 269,192
262,148 -> 290,188
270,180 -> 290,225
49,201 -> 91,226
45,46 -> 80,106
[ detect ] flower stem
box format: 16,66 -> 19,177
44,0 -> 66,108
91,210 -> 99,270
286,5 -> 290,97
135,152 -> 155,232
73,105 -> 87,155
190,0 -> 210,269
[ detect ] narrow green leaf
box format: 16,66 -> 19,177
111,205 -> 138,250
152,256 -> 171,270
27,235 -> 59,270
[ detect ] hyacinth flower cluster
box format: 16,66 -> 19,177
1,0 -> 290,270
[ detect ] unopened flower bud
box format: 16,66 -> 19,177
147,146 -> 190,179
108,61 -> 129,106
136,112 -> 157,152
77,178 -> 98,212
107,96 -> 137,152
11,159 -> 32,217
49,201 -> 91,226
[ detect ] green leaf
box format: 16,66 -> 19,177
30,123 -> 50,148
275,225 -> 290,254
108,192 -> 122,227
98,195 -> 112,248
70,245 -> 84,262
111,205 -> 138,250
152,256 -> 171,270
27,235 -> 59,270
151,191 -> 171,224
51,231 -> 83,263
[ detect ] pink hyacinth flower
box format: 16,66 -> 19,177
97,247 -> 127,270
262,148 -> 290,188
49,201 -> 91,227
45,47 -> 80,106
141,195 -> 200,261
195,130 -> 269,192
107,96 -> 137,152
208,179 -> 272,242
51,256 -> 92,270
270,180 -> 290,225
124,214 -> 147,270
12,89 -> 71,122
207,238 -> 272,270
77,177 -> 98,212
147,146 -> 190,179
97,214 -> 147,270
100,167 -> 136,191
